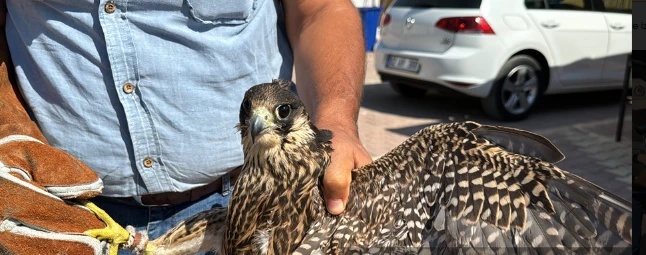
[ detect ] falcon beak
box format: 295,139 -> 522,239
250,114 -> 268,142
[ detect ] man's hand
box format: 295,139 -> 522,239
0,5 -> 129,254
316,123 -> 372,215
282,0 -> 368,215
0,124 -> 130,255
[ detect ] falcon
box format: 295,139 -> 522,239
134,80 -> 632,255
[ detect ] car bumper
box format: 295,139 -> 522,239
374,41 -> 505,98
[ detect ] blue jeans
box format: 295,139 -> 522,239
92,190 -> 231,255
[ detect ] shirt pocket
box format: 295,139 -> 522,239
185,0 -> 257,25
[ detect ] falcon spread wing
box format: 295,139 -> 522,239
295,122 -> 631,254
136,81 -> 631,255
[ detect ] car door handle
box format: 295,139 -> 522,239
609,24 -> 624,30
540,21 -> 559,29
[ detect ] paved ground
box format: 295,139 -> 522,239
357,53 -> 632,201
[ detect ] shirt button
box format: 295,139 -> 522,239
123,82 -> 135,94
143,157 -> 154,168
105,2 -> 116,13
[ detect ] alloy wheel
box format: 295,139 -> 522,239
500,65 -> 539,115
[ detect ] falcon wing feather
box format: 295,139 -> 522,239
298,121 -> 631,254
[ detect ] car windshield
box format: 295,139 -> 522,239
392,0 -> 482,8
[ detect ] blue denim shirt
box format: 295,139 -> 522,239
5,0 -> 293,197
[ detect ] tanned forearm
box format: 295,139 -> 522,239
283,1 -> 365,132
283,1 -> 371,215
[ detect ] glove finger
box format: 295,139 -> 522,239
0,230 -> 107,255
0,169 -> 106,234
0,142 -> 102,199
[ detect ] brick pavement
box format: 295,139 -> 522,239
535,119 -> 631,200
357,53 -> 632,201
358,106 -> 631,201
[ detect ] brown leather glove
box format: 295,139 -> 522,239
0,7 -> 129,254
0,137 -> 108,254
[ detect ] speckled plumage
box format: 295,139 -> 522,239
139,80 -> 632,255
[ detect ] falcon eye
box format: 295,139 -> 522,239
242,99 -> 250,113
276,104 -> 291,119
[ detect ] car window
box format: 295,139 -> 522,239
535,0 -> 594,10
601,0 -> 631,13
549,0 -> 593,10
392,0 -> 482,8
525,0 -> 548,9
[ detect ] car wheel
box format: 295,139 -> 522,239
390,82 -> 427,98
481,55 -> 544,121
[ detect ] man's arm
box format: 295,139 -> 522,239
283,0 -> 372,215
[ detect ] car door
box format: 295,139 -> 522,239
525,0 -> 608,85
597,0 -> 632,83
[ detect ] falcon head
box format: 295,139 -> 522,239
228,80 -> 333,254
237,80 -> 332,154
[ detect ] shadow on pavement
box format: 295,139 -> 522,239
361,82 -> 628,137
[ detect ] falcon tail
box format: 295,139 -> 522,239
136,208 -> 227,255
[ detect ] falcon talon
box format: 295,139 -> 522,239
81,200 -> 131,255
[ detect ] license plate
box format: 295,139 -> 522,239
386,55 -> 420,73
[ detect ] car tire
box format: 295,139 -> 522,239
481,55 -> 545,121
390,82 -> 427,98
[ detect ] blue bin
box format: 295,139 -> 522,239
359,7 -> 382,52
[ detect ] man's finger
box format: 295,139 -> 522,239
323,152 -> 353,215
324,144 -> 373,215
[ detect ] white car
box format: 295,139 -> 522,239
374,0 -> 632,120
